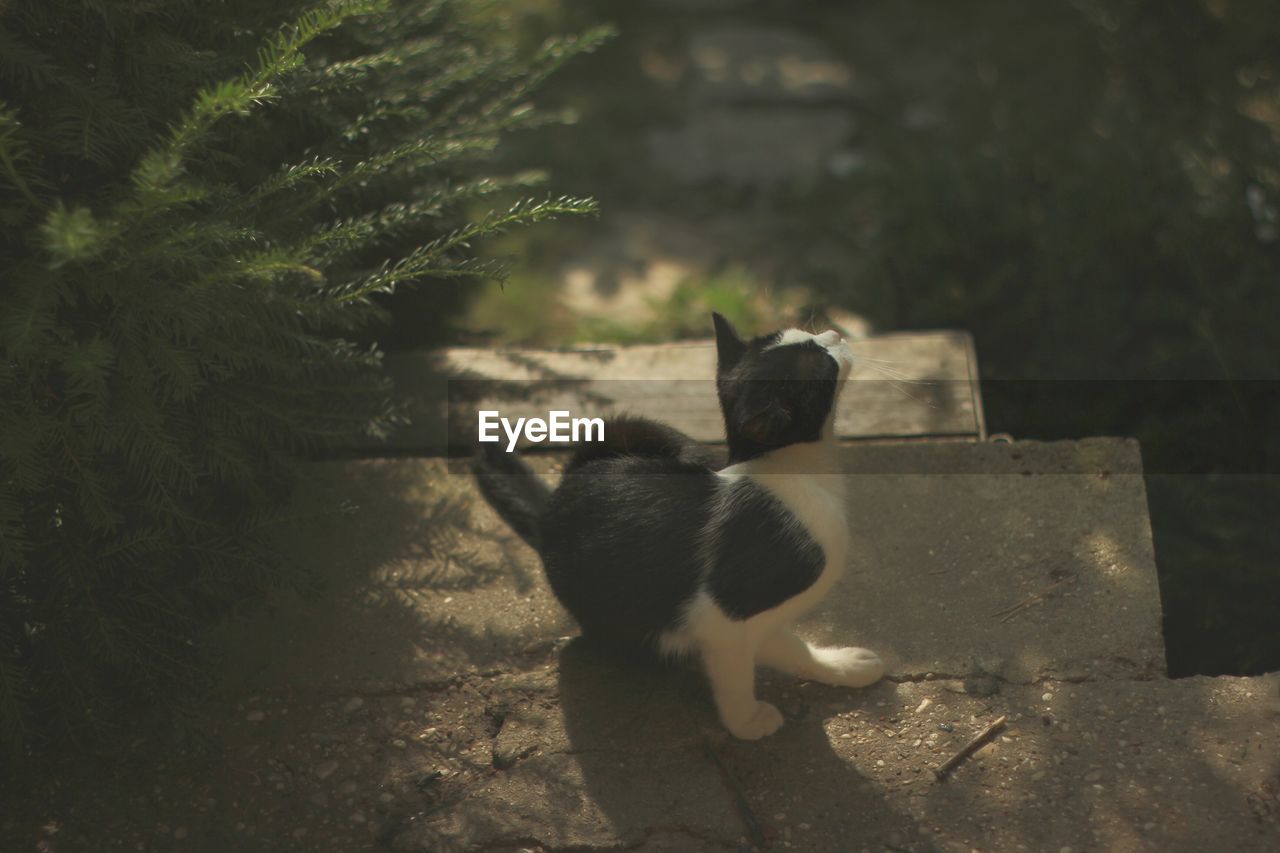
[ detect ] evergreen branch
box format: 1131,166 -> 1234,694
332,195 -> 595,302
288,42 -> 425,94
336,255 -> 508,303
0,405 -> 51,491
408,194 -> 597,259
132,0 -> 387,192
249,156 -> 341,202
95,527 -> 169,562
112,219 -> 258,271
0,268 -> 61,355
226,249 -> 325,283
39,203 -> 111,267
0,26 -> 59,88
453,25 -> 617,128
302,174 -> 540,263
0,649 -> 29,752
57,430 -> 124,533
0,103 -> 43,209
0,480 -> 30,570
251,259 -> 327,282
337,42 -> 493,139
333,136 -> 498,191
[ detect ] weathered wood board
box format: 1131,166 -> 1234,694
365,331 -> 984,454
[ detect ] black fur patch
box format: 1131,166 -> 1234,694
706,480 -> 826,620
565,415 -> 720,472
541,449 -> 718,650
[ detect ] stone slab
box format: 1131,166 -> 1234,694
370,331 -> 984,453
806,437 -> 1167,683
218,438 -> 1159,695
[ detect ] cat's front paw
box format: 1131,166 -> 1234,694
816,646 -> 884,688
724,700 -> 785,740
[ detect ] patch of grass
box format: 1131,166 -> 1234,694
573,266 -> 793,343
467,260 -> 806,346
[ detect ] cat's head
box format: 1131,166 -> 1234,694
712,312 -> 853,462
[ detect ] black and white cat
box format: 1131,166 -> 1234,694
474,313 -> 883,739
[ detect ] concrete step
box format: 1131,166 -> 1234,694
220,438 -> 1162,693
814,438 -> 1165,685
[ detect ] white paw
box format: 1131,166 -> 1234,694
814,646 -> 884,687
724,701 -> 785,740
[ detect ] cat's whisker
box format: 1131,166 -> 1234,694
881,378 -> 937,408
857,363 -> 916,381
849,356 -> 925,375
854,361 -> 938,408
855,360 -> 936,387
848,353 -> 907,366
877,372 -> 934,387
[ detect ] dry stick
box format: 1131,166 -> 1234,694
934,715 -> 1008,781
991,576 -> 1076,622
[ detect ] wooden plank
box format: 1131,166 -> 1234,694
366,331 -> 984,454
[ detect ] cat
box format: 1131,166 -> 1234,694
473,312 -> 883,739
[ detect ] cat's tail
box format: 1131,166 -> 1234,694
472,444 -> 550,551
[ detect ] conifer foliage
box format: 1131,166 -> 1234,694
0,0 -> 606,748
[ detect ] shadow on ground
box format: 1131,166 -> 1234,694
213,457 -> 557,693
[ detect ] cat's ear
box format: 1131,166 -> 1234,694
712,312 -> 745,371
741,401 -> 791,446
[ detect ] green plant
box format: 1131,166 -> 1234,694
0,0 -> 608,748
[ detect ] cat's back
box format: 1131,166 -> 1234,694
563,414 -> 720,473
549,415 -> 719,541
540,425 -> 719,647
544,451 -> 717,553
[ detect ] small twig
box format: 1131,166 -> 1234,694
991,576 -> 1076,622
934,715 -> 1008,781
